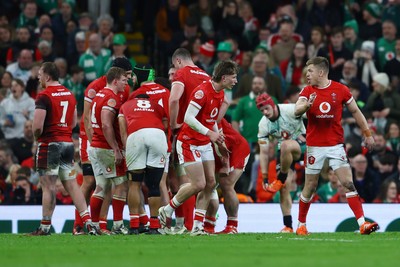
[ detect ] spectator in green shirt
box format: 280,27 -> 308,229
316,168 -> 339,203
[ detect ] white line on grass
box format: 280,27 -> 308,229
287,238 -> 354,242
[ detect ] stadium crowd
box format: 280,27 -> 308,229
0,0 -> 400,234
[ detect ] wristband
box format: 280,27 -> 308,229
262,173 -> 268,184
362,129 -> 372,137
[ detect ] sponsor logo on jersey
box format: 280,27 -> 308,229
51,91 -> 71,96
210,107 -> 218,118
316,102 -> 334,118
189,69 -> 209,77
319,102 -> 331,113
194,90 -> 204,99
146,89 -> 167,95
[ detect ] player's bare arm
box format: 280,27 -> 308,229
347,99 -> 375,150
118,115 -> 128,149
217,95 -> 230,123
184,103 -> 224,143
32,109 -> 46,140
259,142 -> 270,191
83,100 -> 93,142
101,109 -> 123,164
294,93 -> 316,117
169,83 -> 184,130
72,109 -> 78,128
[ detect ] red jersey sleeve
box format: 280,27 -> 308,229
299,85 -> 312,99
188,87 -> 207,110
35,94 -> 51,110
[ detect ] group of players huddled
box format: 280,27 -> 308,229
28,50 -> 379,236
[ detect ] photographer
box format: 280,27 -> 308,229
8,176 -> 41,205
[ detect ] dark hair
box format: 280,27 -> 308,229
306,56 -> 329,74
185,16 -> 198,27
172,48 -> 192,61
40,24 -> 53,35
154,77 -> 171,90
278,15 -> 294,25
135,94 -> 149,99
285,85 -> 300,98
330,27 -> 343,37
15,175 -> 30,183
17,166 -> 31,177
106,67 -> 126,84
376,178 -> 398,202
212,60 -> 239,82
12,78 -> 25,88
347,81 -> 360,91
41,62 -> 59,81
379,153 -> 398,166
70,65 -> 84,75
111,57 -> 132,71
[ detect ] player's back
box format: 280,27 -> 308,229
36,85 -> 76,143
172,65 -> 210,124
129,82 -> 170,116
120,97 -> 166,135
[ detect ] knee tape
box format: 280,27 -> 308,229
145,168 -> 163,197
211,188 -> 219,200
93,176 -> 111,198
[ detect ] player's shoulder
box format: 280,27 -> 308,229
278,103 -> 295,113
329,80 -> 351,95
86,76 -> 106,91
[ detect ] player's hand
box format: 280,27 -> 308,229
262,180 -> 269,191
171,123 -> 182,132
208,131 -> 224,143
308,92 -> 317,106
114,149 -> 123,165
363,136 -> 375,151
217,142 -> 231,158
261,174 -> 268,191
87,128 -> 94,143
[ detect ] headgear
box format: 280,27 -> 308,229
256,93 -> 275,110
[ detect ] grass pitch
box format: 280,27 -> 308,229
1,232 -> 398,267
